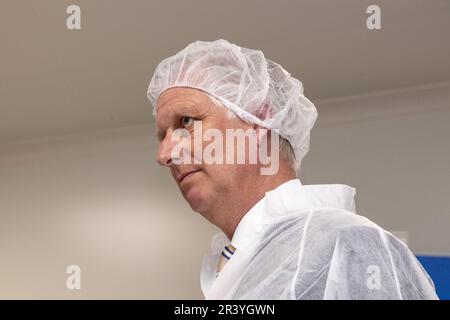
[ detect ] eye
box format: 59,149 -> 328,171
180,116 -> 194,128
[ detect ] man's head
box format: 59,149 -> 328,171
148,39 -> 318,234
156,87 -> 296,225
148,39 -> 317,172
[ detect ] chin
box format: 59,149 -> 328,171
183,185 -> 209,213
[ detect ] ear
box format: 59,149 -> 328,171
252,123 -> 269,147
255,103 -> 271,121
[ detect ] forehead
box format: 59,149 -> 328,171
156,87 -> 212,117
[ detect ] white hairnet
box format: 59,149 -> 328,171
147,39 -> 318,171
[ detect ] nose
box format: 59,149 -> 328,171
156,134 -> 175,167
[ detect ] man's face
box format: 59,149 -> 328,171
155,87 -> 256,221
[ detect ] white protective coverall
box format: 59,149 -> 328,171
200,179 -> 438,300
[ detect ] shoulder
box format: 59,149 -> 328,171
274,207 -> 386,247
258,207 -> 408,270
256,208 -> 385,262
308,208 -> 410,259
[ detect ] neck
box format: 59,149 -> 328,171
212,164 -> 297,240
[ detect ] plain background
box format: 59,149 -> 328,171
0,0 -> 449,298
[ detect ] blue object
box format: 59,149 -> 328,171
416,255 -> 450,300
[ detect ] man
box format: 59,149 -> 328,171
147,39 -> 438,299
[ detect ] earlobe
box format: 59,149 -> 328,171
253,125 -> 268,146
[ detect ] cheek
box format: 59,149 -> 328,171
203,164 -> 241,185
197,164 -> 223,189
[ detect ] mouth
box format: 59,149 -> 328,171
177,169 -> 201,184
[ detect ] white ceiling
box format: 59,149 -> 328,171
1,0 -> 449,143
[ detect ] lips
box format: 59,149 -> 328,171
177,169 -> 201,184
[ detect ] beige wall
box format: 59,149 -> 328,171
305,83 -> 450,255
0,83 -> 449,299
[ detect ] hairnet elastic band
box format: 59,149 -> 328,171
152,84 -> 280,135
